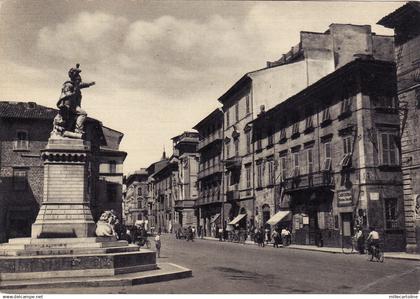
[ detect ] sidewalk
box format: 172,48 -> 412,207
200,236 -> 420,261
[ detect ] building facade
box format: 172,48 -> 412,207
193,109 -> 224,237
251,59 -> 404,251
217,23 -> 394,234
0,101 -> 125,242
378,2 -> 420,253
172,132 -> 200,229
124,169 -> 149,227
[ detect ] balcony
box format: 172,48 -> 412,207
198,163 -> 223,180
226,184 -> 240,202
198,130 -> 223,151
223,156 -> 242,170
283,171 -> 334,193
197,188 -> 222,206
174,199 -> 196,210
13,140 -> 29,151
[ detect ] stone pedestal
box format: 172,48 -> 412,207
31,137 -> 95,238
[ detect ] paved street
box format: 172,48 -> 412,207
8,234 -> 419,294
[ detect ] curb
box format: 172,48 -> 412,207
199,236 -> 420,261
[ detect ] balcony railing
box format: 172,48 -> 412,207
13,140 -> 29,151
197,190 -> 222,206
283,171 -> 334,192
174,199 -> 196,209
198,130 -> 223,150
198,164 -> 223,179
223,156 -> 242,170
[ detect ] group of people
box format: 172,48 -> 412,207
354,226 -> 381,255
254,227 -> 291,248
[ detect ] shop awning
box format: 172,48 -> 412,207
210,213 -> 221,223
228,214 -> 246,225
266,211 -> 291,226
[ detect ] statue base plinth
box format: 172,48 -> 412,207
32,137 -> 94,238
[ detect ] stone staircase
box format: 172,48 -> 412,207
0,236 -> 191,289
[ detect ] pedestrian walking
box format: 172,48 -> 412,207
272,229 -> 280,248
154,233 -> 161,258
354,226 -> 365,254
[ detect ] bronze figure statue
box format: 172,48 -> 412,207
52,63 -> 95,139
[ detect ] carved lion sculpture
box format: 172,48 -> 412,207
95,210 -> 117,237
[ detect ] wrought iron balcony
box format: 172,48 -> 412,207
197,130 -> 223,150
223,156 -> 242,170
283,171 -> 334,192
198,164 -> 223,179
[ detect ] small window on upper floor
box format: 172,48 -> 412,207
245,95 -> 250,114
14,130 -> 29,151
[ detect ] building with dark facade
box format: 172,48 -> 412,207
251,59 -> 404,251
193,109 -> 224,237
378,1 -> 420,253
0,101 -> 126,242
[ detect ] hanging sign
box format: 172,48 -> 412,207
337,190 -> 353,207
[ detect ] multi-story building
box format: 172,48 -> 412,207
146,153 -> 169,231
0,101 -> 126,242
172,132 -> 199,229
95,126 -> 127,221
378,2 -> 420,253
193,109 -> 224,237
124,169 -> 149,227
218,23 -> 394,234
152,157 -> 178,233
251,59 -> 404,251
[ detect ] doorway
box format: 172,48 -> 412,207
341,212 -> 354,248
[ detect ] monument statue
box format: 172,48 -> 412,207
52,63 -> 95,139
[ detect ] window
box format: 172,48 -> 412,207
226,110 -> 230,127
290,152 -> 300,177
246,131 -> 251,154
109,161 -> 117,173
256,132 -> 262,151
267,128 -> 274,146
292,122 -> 300,136
384,198 -> 398,229
245,164 -> 252,188
279,154 -> 288,181
107,183 -> 118,202
235,103 -> 239,122
340,97 -> 353,114
306,148 -> 313,174
379,133 -> 399,166
13,168 -> 27,191
340,136 -> 353,168
305,116 -> 313,131
268,159 -> 275,185
234,139 -> 239,157
137,187 -> 142,196
226,142 -> 230,158
321,108 -> 331,123
14,130 -> 29,151
279,128 -> 286,142
323,142 -> 332,171
257,161 -> 264,188
373,95 -> 397,109
246,95 -> 250,114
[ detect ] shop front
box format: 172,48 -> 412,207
289,189 -> 337,247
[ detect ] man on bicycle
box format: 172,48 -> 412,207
366,226 -> 380,255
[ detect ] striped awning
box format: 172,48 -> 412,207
228,214 -> 246,225
266,211 -> 291,226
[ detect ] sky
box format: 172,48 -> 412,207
0,0 -> 404,174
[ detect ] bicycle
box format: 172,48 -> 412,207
367,243 -> 384,262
